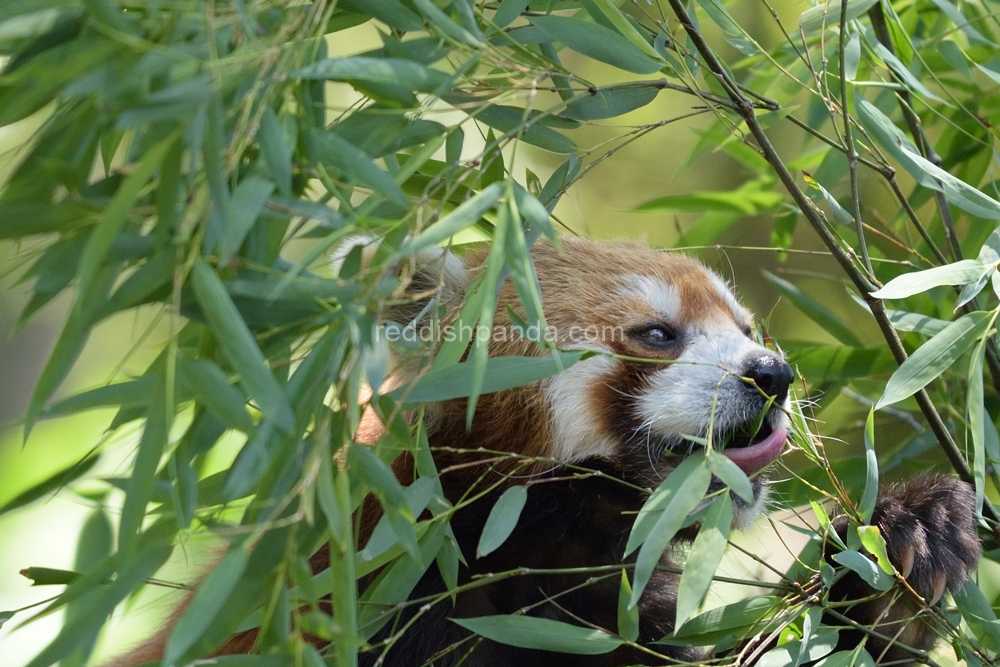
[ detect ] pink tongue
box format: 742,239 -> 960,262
723,427 -> 787,475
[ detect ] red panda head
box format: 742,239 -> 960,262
377,237 -> 793,525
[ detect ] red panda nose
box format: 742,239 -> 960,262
743,354 -> 793,403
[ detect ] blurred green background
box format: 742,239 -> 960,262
0,6 -> 972,664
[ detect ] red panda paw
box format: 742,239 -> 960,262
872,474 -> 981,604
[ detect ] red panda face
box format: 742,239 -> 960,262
483,238 -> 793,522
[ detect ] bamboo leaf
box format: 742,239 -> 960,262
530,15 -> 664,74
402,182 -> 503,256
312,129 -> 409,207
765,272 -> 861,346
617,570 -> 639,642
877,311 -> 991,407
190,260 -> 295,433
676,494 -> 732,629
629,455 -> 711,608
832,550 -> 894,590
177,356 -> 254,434
476,485 -> 528,558
859,408 -> 877,523
76,137 -> 176,308
871,260 -> 986,299
451,615 -> 624,654
564,85 -> 659,121
798,0 -> 878,33
393,351 -> 588,404
294,57 -> 451,93
163,546 -> 251,667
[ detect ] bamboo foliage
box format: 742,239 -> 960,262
1,0 -> 999,664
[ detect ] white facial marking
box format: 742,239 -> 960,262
619,276 -> 682,321
544,354 -> 619,462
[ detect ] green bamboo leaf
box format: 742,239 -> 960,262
294,57 -> 451,93
339,0 -> 423,31
693,0 -> 757,55
832,550 -> 894,590
857,525 -> 895,575
224,176 -> 275,260
798,0 -> 878,33
76,136 -> 176,309
412,0 -> 483,46
617,570 -> 639,642
163,546 -> 251,667
896,145 -> 1000,220
42,378 -> 154,417
0,8 -> 80,45
969,337 -> 988,514
876,311 -> 991,407
975,63 -> 1000,86
476,485 -> 528,558
451,615 -> 624,654
954,579 -> 1000,652
585,0 -> 665,61
530,15 -> 664,74
884,309 -> 950,336
706,451 -> 754,503
359,523 -> 445,638
20,567 -> 82,586
870,43 -> 943,102
0,456 -> 99,517
870,260 -> 986,299
564,85 -> 659,121
0,203 -> 94,239
493,0 -> 529,30
118,377 -> 169,555
634,188 -> 783,215
190,260 -> 295,433
764,272 -> 861,346
844,31 -> 861,80
676,494 -> 732,629
24,533 -> 174,667
177,356 -> 254,434
311,129 -> 409,207
512,183 -> 554,239
25,262 -> 118,438
394,351 -> 587,404
813,650 -> 875,667
629,456 -> 711,608
403,183 -> 503,256
859,409 -> 877,523
667,596 -> 780,645
803,173 -> 854,226
756,627 -> 839,666
348,445 -> 420,563
625,452 -> 708,555
258,108 -> 293,196
856,100 -> 1000,219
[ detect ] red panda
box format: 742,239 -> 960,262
105,237 -> 980,667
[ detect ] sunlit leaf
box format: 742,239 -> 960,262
877,311 -> 991,407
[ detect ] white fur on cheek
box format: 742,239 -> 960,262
544,354 -> 619,462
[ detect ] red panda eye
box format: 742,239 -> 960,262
633,325 -> 676,345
